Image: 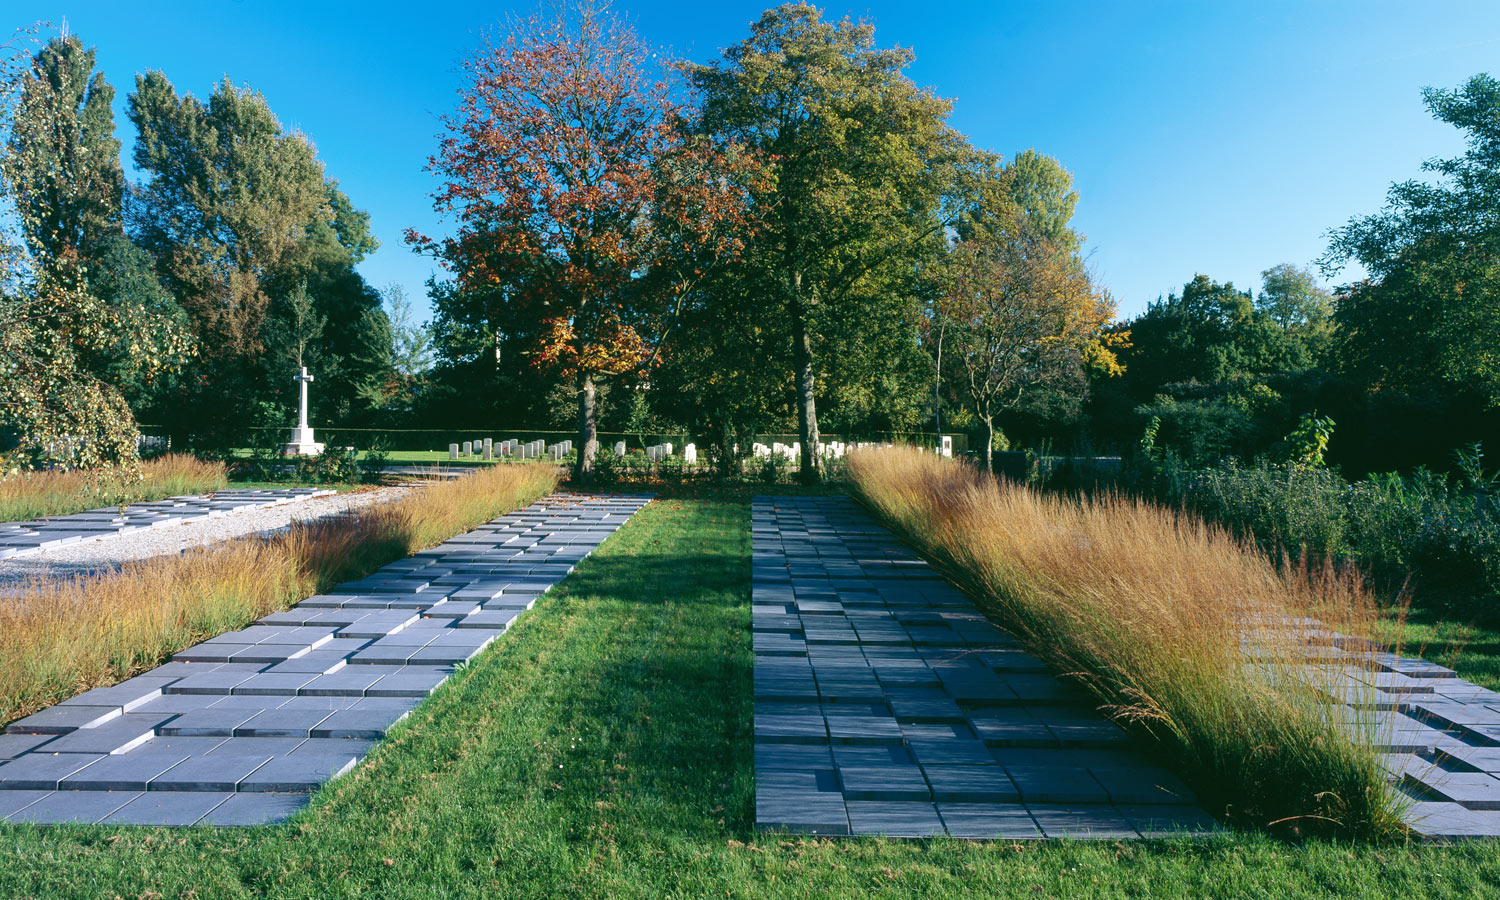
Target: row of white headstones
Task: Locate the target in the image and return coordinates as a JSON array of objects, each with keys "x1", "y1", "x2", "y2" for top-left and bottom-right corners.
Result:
[{"x1": 444, "y1": 436, "x2": 955, "y2": 464}]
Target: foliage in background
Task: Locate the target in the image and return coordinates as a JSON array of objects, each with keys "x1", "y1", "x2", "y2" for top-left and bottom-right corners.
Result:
[
  {"x1": 1324, "y1": 73, "x2": 1500, "y2": 407},
  {"x1": 1107, "y1": 440, "x2": 1500, "y2": 622}
]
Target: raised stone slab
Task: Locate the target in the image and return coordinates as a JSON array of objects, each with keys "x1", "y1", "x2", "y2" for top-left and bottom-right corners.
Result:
[
  {"x1": 751, "y1": 495, "x2": 1218, "y2": 840},
  {"x1": 0, "y1": 492, "x2": 652, "y2": 826},
  {"x1": 0, "y1": 488, "x2": 336, "y2": 560}
]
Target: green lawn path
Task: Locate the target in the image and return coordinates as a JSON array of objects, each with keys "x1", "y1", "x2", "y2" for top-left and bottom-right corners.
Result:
[{"x1": 4, "y1": 494, "x2": 1500, "y2": 899}]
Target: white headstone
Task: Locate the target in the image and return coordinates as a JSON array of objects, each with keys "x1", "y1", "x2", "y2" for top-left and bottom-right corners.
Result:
[
  {"x1": 449, "y1": 444, "x2": 459, "y2": 459},
  {"x1": 684, "y1": 443, "x2": 697, "y2": 464},
  {"x1": 483, "y1": 438, "x2": 493, "y2": 460},
  {"x1": 614, "y1": 441, "x2": 627, "y2": 456},
  {"x1": 941, "y1": 435, "x2": 953, "y2": 458},
  {"x1": 463, "y1": 441, "x2": 473, "y2": 456}
]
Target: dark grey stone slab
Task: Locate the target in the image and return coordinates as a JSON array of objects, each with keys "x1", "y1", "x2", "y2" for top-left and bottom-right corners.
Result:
[
  {"x1": 198, "y1": 792, "x2": 310, "y2": 826},
  {"x1": 839, "y1": 765, "x2": 930, "y2": 801},
  {"x1": 40, "y1": 714, "x2": 172, "y2": 755},
  {"x1": 937, "y1": 802, "x2": 1042, "y2": 839},
  {"x1": 0, "y1": 790, "x2": 50, "y2": 817},
  {"x1": 1027, "y1": 804, "x2": 1140, "y2": 839},
  {"x1": 0, "y1": 733, "x2": 56, "y2": 759},
  {"x1": 233, "y1": 709, "x2": 334, "y2": 738},
  {"x1": 924, "y1": 765, "x2": 1020, "y2": 802},
  {"x1": 99, "y1": 790, "x2": 233, "y2": 825},
  {"x1": 158, "y1": 708, "x2": 260, "y2": 737},
  {"x1": 59, "y1": 750, "x2": 189, "y2": 791},
  {"x1": 6, "y1": 704, "x2": 121, "y2": 734},
  {"x1": 845, "y1": 800, "x2": 946, "y2": 837},
  {"x1": 0, "y1": 753, "x2": 105, "y2": 790},
  {"x1": 309, "y1": 708, "x2": 410, "y2": 740},
  {"x1": 4, "y1": 789, "x2": 138, "y2": 824}
]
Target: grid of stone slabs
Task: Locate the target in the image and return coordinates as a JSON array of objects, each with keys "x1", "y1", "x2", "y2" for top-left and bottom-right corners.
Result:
[
  {"x1": 0, "y1": 491, "x2": 652, "y2": 826},
  {"x1": 1311, "y1": 639, "x2": 1500, "y2": 839},
  {"x1": 0, "y1": 487, "x2": 335, "y2": 560},
  {"x1": 752, "y1": 495, "x2": 1217, "y2": 840}
]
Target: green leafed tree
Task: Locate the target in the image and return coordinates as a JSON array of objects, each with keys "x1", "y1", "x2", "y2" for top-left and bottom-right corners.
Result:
[
  {"x1": 128, "y1": 73, "x2": 391, "y2": 441},
  {"x1": 1323, "y1": 73, "x2": 1500, "y2": 405},
  {"x1": 0, "y1": 27, "x2": 190, "y2": 470},
  {"x1": 2, "y1": 33, "x2": 123, "y2": 265},
  {"x1": 685, "y1": 2, "x2": 969, "y2": 480}
]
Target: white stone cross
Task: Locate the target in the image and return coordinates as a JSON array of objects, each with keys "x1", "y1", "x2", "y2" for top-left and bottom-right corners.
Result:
[
  {"x1": 283, "y1": 366, "x2": 324, "y2": 456},
  {"x1": 295, "y1": 367, "x2": 314, "y2": 429}
]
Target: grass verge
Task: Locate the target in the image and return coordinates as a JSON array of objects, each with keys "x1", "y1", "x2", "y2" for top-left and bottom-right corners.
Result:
[
  {"x1": 846, "y1": 447, "x2": 1401, "y2": 841},
  {"x1": 0, "y1": 463, "x2": 557, "y2": 726},
  {"x1": 0, "y1": 455, "x2": 228, "y2": 522},
  {"x1": 4, "y1": 493, "x2": 1500, "y2": 899}
]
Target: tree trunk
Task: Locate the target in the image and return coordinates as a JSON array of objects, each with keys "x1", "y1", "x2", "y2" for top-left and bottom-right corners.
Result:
[
  {"x1": 576, "y1": 373, "x2": 597, "y2": 481},
  {"x1": 933, "y1": 321, "x2": 945, "y2": 436},
  {"x1": 791, "y1": 295, "x2": 820, "y2": 484},
  {"x1": 983, "y1": 416, "x2": 995, "y2": 475}
]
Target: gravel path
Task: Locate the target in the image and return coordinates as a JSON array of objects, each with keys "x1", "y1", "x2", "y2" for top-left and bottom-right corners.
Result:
[{"x1": 0, "y1": 485, "x2": 415, "y2": 588}]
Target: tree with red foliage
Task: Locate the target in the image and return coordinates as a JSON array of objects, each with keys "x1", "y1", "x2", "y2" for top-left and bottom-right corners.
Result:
[{"x1": 410, "y1": 1, "x2": 755, "y2": 479}]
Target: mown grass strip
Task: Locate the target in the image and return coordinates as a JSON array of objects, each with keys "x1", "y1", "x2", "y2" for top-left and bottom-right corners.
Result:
[
  {"x1": 0, "y1": 463, "x2": 557, "y2": 725},
  {"x1": 3, "y1": 494, "x2": 1500, "y2": 899},
  {"x1": 846, "y1": 447, "x2": 1401, "y2": 841},
  {"x1": 0, "y1": 454, "x2": 229, "y2": 523}
]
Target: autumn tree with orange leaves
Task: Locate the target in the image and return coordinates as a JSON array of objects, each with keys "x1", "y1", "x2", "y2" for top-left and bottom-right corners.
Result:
[{"x1": 410, "y1": 1, "x2": 755, "y2": 479}]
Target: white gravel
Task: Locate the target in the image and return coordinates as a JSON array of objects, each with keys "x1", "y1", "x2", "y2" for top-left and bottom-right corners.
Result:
[{"x1": 0, "y1": 484, "x2": 415, "y2": 587}]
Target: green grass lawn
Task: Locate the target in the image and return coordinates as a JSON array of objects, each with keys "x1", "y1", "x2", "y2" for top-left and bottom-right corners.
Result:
[
  {"x1": 228, "y1": 449, "x2": 502, "y2": 466},
  {"x1": 4, "y1": 493, "x2": 1500, "y2": 899}
]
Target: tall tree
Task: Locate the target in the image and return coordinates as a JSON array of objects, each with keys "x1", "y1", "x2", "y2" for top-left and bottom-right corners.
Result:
[
  {"x1": 0, "y1": 27, "x2": 189, "y2": 469},
  {"x1": 686, "y1": 3, "x2": 968, "y2": 480},
  {"x1": 2, "y1": 33, "x2": 123, "y2": 266},
  {"x1": 1323, "y1": 73, "x2": 1500, "y2": 405},
  {"x1": 937, "y1": 169, "x2": 1114, "y2": 472},
  {"x1": 412, "y1": 0, "x2": 754, "y2": 478},
  {"x1": 129, "y1": 74, "x2": 390, "y2": 440}
]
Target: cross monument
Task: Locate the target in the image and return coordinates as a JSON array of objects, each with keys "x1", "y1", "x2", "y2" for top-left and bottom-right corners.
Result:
[{"x1": 282, "y1": 366, "x2": 325, "y2": 456}]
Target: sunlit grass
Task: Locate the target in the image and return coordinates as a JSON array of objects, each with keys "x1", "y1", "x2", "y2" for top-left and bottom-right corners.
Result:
[
  {"x1": 0, "y1": 454, "x2": 229, "y2": 522},
  {"x1": 0, "y1": 463, "x2": 558, "y2": 726},
  {"x1": 847, "y1": 446, "x2": 1403, "y2": 841}
]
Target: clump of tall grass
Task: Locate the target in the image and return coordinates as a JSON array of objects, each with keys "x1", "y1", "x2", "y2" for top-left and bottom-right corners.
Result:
[
  {"x1": 0, "y1": 454, "x2": 229, "y2": 523},
  {"x1": 0, "y1": 463, "x2": 558, "y2": 726},
  {"x1": 848, "y1": 446, "x2": 1403, "y2": 840}
]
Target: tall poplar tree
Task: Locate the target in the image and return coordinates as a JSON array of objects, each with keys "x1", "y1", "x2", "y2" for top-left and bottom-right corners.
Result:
[{"x1": 2, "y1": 33, "x2": 123, "y2": 266}]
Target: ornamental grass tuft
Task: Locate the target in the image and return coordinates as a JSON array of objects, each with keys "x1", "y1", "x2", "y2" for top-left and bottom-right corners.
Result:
[
  {"x1": 0, "y1": 453, "x2": 229, "y2": 523},
  {"x1": 848, "y1": 445, "x2": 1404, "y2": 841},
  {"x1": 0, "y1": 463, "x2": 558, "y2": 726}
]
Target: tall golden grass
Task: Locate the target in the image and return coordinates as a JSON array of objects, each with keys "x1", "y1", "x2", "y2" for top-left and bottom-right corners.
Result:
[
  {"x1": 847, "y1": 446, "x2": 1402, "y2": 840},
  {"x1": 0, "y1": 463, "x2": 558, "y2": 726},
  {"x1": 0, "y1": 454, "x2": 229, "y2": 523}
]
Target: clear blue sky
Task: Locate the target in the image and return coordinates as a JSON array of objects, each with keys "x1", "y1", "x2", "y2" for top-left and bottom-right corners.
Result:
[{"x1": 9, "y1": 1, "x2": 1499, "y2": 320}]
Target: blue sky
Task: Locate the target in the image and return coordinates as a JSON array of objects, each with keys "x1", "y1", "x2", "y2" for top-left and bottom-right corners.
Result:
[{"x1": 8, "y1": 1, "x2": 1499, "y2": 320}]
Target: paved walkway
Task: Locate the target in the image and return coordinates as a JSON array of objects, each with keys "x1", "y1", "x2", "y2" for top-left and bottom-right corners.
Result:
[
  {"x1": 0, "y1": 492, "x2": 650, "y2": 826},
  {"x1": 0, "y1": 488, "x2": 334, "y2": 560},
  {"x1": 752, "y1": 495, "x2": 1217, "y2": 839}
]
